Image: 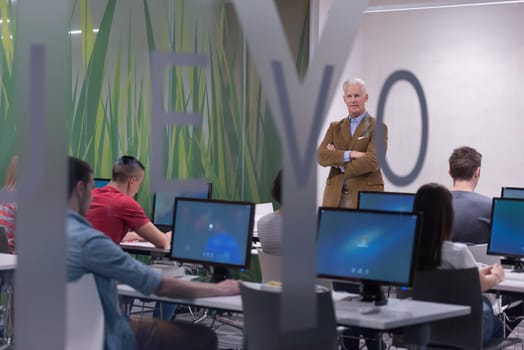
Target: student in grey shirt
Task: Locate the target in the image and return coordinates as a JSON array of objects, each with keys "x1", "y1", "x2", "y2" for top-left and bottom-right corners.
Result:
[
  {"x1": 448, "y1": 146, "x2": 492, "y2": 244},
  {"x1": 66, "y1": 156, "x2": 239, "y2": 350}
]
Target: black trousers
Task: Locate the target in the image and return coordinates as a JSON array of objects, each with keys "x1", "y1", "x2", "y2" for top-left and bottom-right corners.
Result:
[{"x1": 131, "y1": 317, "x2": 217, "y2": 350}]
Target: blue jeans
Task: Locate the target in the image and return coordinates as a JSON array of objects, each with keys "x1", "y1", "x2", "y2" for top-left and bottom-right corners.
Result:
[
  {"x1": 482, "y1": 296, "x2": 503, "y2": 345},
  {"x1": 153, "y1": 302, "x2": 177, "y2": 320}
]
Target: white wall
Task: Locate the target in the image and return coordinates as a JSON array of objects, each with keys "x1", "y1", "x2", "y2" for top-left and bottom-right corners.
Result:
[
  {"x1": 315, "y1": 1, "x2": 524, "y2": 204},
  {"x1": 314, "y1": 0, "x2": 367, "y2": 204}
]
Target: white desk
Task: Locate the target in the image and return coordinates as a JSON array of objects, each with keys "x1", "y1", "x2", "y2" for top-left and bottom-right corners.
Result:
[
  {"x1": 117, "y1": 281, "x2": 470, "y2": 331},
  {"x1": 0, "y1": 253, "x2": 16, "y2": 350},
  {"x1": 118, "y1": 280, "x2": 243, "y2": 312},
  {"x1": 332, "y1": 292, "x2": 470, "y2": 330},
  {"x1": 496, "y1": 280, "x2": 524, "y2": 293},
  {"x1": 0, "y1": 253, "x2": 16, "y2": 270},
  {"x1": 119, "y1": 242, "x2": 170, "y2": 257},
  {"x1": 493, "y1": 271, "x2": 524, "y2": 293}
]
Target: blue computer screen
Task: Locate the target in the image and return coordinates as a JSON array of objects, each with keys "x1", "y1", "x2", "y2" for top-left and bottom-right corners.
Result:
[
  {"x1": 358, "y1": 191, "x2": 415, "y2": 212},
  {"x1": 487, "y1": 198, "x2": 524, "y2": 258},
  {"x1": 170, "y1": 198, "x2": 254, "y2": 268},
  {"x1": 152, "y1": 183, "x2": 211, "y2": 226},
  {"x1": 501, "y1": 187, "x2": 524, "y2": 200},
  {"x1": 94, "y1": 178, "x2": 110, "y2": 189},
  {"x1": 316, "y1": 208, "x2": 420, "y2": 286}
]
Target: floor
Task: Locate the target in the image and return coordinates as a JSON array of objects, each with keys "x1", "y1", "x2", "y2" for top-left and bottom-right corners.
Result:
[
  {"x1": 132, "y1": 301, "x2": 524, "y2": 350},
  {"x1": 211, "y1": 314, "x2": 524, "y2": 350}
]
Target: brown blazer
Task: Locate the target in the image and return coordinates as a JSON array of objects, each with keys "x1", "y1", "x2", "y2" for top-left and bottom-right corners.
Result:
[{"x1": 317, "y1": 113, "x2": 388, "y2": 208}]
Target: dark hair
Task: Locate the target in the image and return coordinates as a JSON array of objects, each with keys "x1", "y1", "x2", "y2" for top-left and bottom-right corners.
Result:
[
  {"x1": 111, "y1": 155, "x2": 145, "y2": 183},
  {"x1": 270, "y1": 170, "x2": 282, "y2": 204},
  {"x1": 68, "y1": 156, "x2": 93, "y2": 198},
  {"x1": 449, "y1": 146, "x2": 482, "y2": 181},
  {"x1": 413, "y1": 183, "x2": 454, "y2": 270},
  {"x1": 2, "y1": 155, "x2": 17, "y2": 190}
]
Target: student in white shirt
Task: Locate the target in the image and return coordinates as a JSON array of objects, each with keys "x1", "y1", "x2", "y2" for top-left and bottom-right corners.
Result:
[{"x1": 257, "y1": 170, "x2": 282, "y2": 255}]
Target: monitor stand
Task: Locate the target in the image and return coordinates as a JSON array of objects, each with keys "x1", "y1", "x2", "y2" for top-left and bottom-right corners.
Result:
[
  {"x1": 360, "y1": 282, "x2": 388, "y2": 306},
  {"x1": 198, "y1": 266, "x2": 230, "y2": 283},
  {"x1": 502, "y1": 257, "x2": 524, "y2": 272},
  {"x1": 211, "y1": 266, "x2": 229, "y2": 282}
]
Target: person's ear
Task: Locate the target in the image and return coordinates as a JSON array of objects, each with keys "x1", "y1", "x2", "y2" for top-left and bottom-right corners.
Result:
[
  {"x1": 474, "y1": 167, "x2": 481, "y2": 179},
  {"x1": 126, "y1": 178, "x2": 135, "y2": 195},
  {"x1": 75, "y1": 180, "x2": 85, "y2": 198}
]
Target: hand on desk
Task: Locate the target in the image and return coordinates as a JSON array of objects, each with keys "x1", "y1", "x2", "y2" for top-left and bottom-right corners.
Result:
[
  {"x1": 481, "y1": 263, "x2": 505, "y2": 284},
  {"x1": 122, "y1": 231, "x2": 146, "y2": 242},
  {"x1": 127, "y1": 223, "x2": 172, "y2": 249},
  {"x1": 213, "y1": 279, "x2": 241, "y2": 296}
]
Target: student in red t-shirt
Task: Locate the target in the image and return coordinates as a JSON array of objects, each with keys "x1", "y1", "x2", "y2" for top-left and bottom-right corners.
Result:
[
  {"x1": 0, "y1": 155, "x2": 18, "y2": 254},
  {"x1": 86, "y1": 155, "x2": 171, "y2": 248}
]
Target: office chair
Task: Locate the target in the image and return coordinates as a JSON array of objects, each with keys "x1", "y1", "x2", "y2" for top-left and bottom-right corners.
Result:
[
  {"x1": 66, "y1": 274, "x2": 104, "y2": 350},
  {"x1": 467, "y1": 244, "x2": 502, "y2": 266},
  {"x1": 257, "y1": 249, "x2": 281, "y2": 283},
  {"x1": 240, "y1": 283, "x2": 338, "y2": 350},
  {"x1": 400, "y1": 268, "x2": 523, "y2": 350}
]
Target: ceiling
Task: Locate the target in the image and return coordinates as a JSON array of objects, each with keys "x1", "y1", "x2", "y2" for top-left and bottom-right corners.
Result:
[{"x1": 367, "y1": 0, "x2": 524, "y2": 11}]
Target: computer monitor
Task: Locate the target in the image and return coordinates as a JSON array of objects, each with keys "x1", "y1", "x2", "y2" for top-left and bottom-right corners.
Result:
[
  {"x1": 170, "y1": 198, "x2": 255, "y2": 281},
  {"x1": 152, "y1": 183, "x2": 212, "y2": 232},
  {"x1": 358, "y1": 191, "x2": 415, "y2": 212},
  {"x1": 316, "y1": 207, "x2": 421, "y2": 305},
  {"x1": 487, "y1": 198, "x2": 524, "y2": 270},
  {"x1": 501, "y1": 187, "x2": 524, "y2": 199},
  {"x1": 94, "y1": 178, "x2": 110, "y2": 188}
]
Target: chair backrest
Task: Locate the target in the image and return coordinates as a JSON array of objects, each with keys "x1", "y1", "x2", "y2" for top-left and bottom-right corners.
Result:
[
  {"x1": 66, "y1": 274, "x2": 104, "y2": 350},
  {"x1": 411, "y1": 268, "x2": 483, "y2": 350},
  {"x1": 468, "y1": 244, "x2": 501, "y2": 265},
  {"x1": 258, "y1": 250, "x2": 281, "y2": 283},
  {"x1": 240, "y1": 283, "x2": 338, "y2": 350},
  {"x1": 0, "y1": 227, "x2": 9, "y2": 254}
]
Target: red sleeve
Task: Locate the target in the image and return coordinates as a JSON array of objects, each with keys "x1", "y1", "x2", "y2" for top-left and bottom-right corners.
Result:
[{"x1": 118, "y1": 196, "x2": 151, "y2": 231}]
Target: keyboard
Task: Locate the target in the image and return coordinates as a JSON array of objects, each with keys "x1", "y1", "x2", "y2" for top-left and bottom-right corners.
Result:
[{"x1": 504, "y1": 271, "x2": 524, "y2": 282}]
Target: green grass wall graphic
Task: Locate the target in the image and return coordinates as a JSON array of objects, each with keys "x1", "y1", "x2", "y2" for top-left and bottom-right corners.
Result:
[
  {"x1": 0, "y1": 0, "x2": 308, "y2": 214},
  {"x1": 0, "y1": 0, "x2": 16, "y2": 177}
]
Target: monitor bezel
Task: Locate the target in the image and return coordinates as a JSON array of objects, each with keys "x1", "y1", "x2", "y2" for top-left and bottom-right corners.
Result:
[
  {"x1": 500, "y1": 187, "x2": 524, "y2": 199},
  {"x1": 151, "y1": 182, "x2": 212, "y2": 231},
  {"x1": 357, "y1": 191, "x2": 416, "y2": 211},
  {"x1": 169, "y1": 197, "x2": 255, "y2": 270},
  {"x1": 316, "y1": 206, "x2": 422, "y2": 288},
  {"x1": 93, "y1": 177, "x2": 111, "y2": 188},
  {"x1": 487, "y1": 197, "x2": 524, "y2": 258}
]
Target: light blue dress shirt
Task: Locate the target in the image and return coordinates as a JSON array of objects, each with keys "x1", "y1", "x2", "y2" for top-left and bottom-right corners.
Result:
[
  {"x1": 342, "y1": 111, "x2": 367, "y2": 165},
  {"x1": 66, "y1": 210, "x2": 162, "y2": 350}
]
